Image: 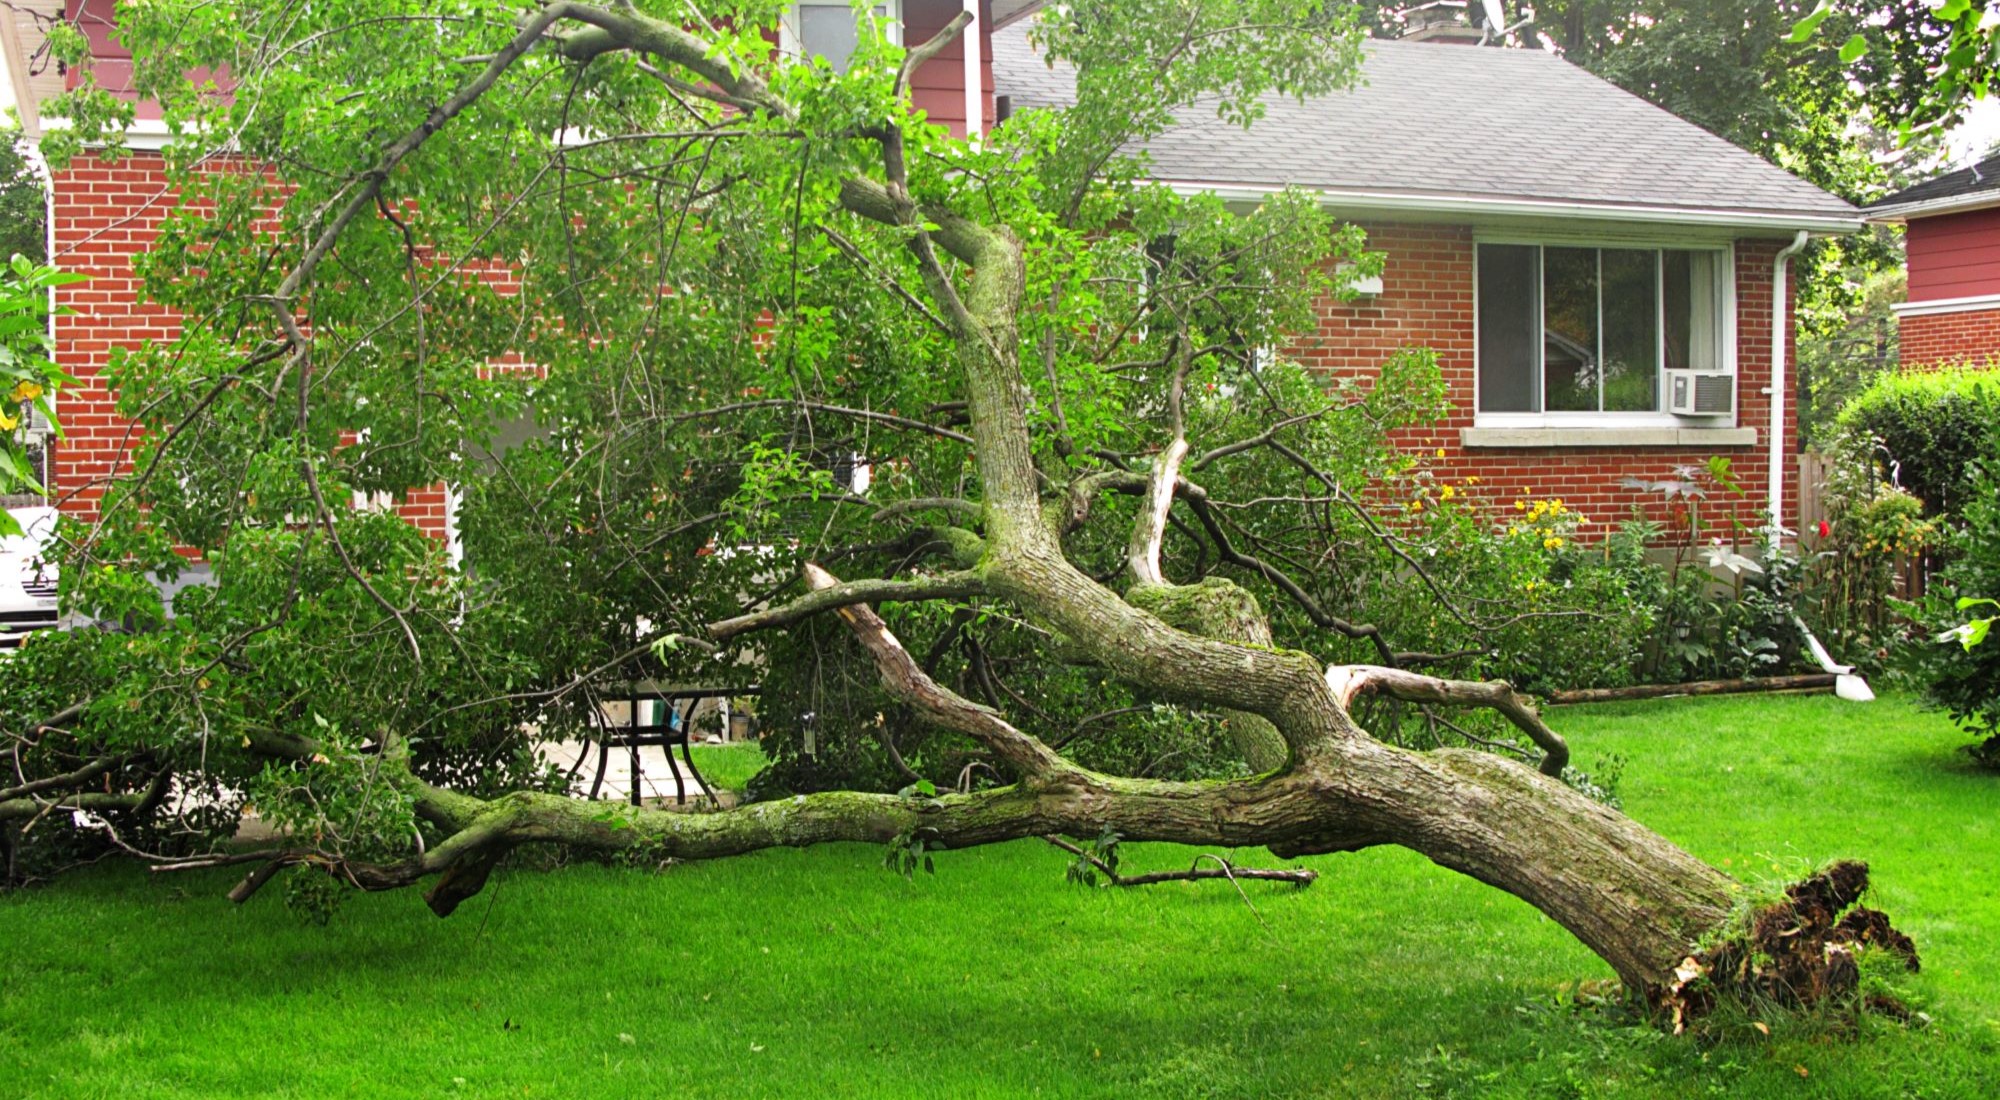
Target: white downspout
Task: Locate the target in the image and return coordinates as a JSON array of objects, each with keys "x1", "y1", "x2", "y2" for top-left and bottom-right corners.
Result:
[
  {"x1": 1767, "y1": 229, "x2": 1808, "y2": 533},
  {"x1": 961, "y1": 0, "x2": 982, "y2": 140},
  {"x1": 1767, "y1": 229, "x2": 1871, "y2": 702}
]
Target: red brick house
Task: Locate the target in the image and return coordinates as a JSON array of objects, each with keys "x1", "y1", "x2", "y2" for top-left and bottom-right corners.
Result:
[
  {"x1": 995, "y1": 22, "x2": 1862, "y2": 534},
  {"x1": 1865, "y1": 151, "x2": 2000, "y2": 371},
  {"x1": 5, "y1": 1, "x2": 1863, "y2": 550}
]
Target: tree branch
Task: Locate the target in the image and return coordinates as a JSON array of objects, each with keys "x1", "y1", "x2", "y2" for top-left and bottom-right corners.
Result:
[
  {"x1": 1323, "y1": 665, "x2": 1569, "y2": 776},
  {"x1": 804, "y1": 563, "x2": 1072, "y2": 777},
  {"x1": 707, "y1": 568, "x2": 987, "y2": 642},
  {"x1": 1041, "y1": 835, "x2": 1317, "y2": 887}
]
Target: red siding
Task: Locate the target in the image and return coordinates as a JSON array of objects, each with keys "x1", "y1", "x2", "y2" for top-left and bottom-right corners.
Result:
[
  {"x1": 1905, "y1": 206, "x2": 2000, "y2": 302},
  {"x1": 67, "y1": 0, "x2": 996, "y2": 136},
  {"x1": 907, "y1": 0, "x2": 999, "y2": 137},
  {"x1": 1899, "y1": 306, "x2": 2000, "y2": 370}
]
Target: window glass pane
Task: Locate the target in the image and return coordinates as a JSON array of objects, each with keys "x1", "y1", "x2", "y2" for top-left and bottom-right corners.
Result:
[
  {"x1": 1542, "y1": 247, "x2": 1599, "y2": 412},
  {"x1": 1664, "y1": 250, "x2": 1720, "y2": 373},
  {"x1": 800, "y1": 4, "x2": 863, "y2": 72},
  {"x1": 1476, "y1": 244, "x2": 1539, "y2": 413},
  {"x1": 1600, "y1": 248, "x2": 1659, "y2": 412}
]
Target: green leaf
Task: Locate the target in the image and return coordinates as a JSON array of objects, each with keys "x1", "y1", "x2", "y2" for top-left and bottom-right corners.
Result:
[
  {"x1": 1959, "y1": 617, "x2": 1992, "y2": 652},
  {"x1": 1787, "y1": 4, "x2": 1831, "y2": 42},
  {"x1": 1838, "y1": 33, "x2": 1868, "y2": 64}
]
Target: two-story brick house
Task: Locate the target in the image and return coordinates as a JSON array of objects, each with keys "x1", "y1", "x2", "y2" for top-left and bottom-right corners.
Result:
[{"x1": 5, "y1": 1, "x2": 1865, "y2": 549}]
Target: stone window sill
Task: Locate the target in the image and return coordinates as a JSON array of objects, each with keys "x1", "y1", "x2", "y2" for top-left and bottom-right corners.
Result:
[{"x1": 1459, "y1": 427, "x2": 1757, "y2": 449}]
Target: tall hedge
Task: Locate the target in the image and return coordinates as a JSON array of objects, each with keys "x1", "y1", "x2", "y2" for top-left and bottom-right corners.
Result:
[{"x1": 1834, "y1": 366, "x2": 2000, "y2": 516}]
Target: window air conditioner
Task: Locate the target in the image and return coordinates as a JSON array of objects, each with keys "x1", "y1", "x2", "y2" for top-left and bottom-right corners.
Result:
[{"x1": 1666, "y1": 370, "x2": 1733, "y2": 417}]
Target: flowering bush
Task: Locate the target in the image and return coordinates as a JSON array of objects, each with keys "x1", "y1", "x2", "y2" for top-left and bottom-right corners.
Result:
[{"x1": 1363, "y1": 475, "x2": 1653, "y2": 694}]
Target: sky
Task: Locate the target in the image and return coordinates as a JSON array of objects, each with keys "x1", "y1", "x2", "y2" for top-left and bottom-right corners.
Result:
[{"x1": 1950, "y1": 97, "x2": 2000, "y2": 166}]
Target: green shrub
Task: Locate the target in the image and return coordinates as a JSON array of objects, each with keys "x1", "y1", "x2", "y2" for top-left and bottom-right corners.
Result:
[
  {"x1": 1834, "y1": 365, "x2": 2000, "y2": 516},
  {"x1": 1901, "y1": 455, "x2": 2000, "y2": 765}
]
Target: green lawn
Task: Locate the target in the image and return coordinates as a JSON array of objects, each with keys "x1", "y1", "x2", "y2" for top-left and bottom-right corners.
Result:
[
  {"x1": 685, "y1": 740, "x2": 770, "y2": 794},
  {"x1": 4, "y1": 695, "x2": 1999, "y2": 1098}
]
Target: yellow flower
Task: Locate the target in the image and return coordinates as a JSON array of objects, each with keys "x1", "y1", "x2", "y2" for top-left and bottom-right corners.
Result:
[
  {"x1": 1514, "y1": 500, "x2": 1526, "y2": 511},
  {"x1": 1409, "y1": 500, "x2": 1424, "y2": 512},
  {"x1": 0, "y1": 408, "x2": 15, "y2": 431},
  {"x1": 1439, "y1": 484, "x2": 1456, "y2": 501},
  {"x1": 1544, "y1": 537, "x2": 1564, "y2": 551},
  {"x1": 1466, "y1": 476, "x2": 1480, "y2": 484},
  {"x1": 1435, "y1": 447, "x2": 1446, "y2": 458},
  {"x1": 9, "y1": 381, "x2": 43, "y2": 403}
]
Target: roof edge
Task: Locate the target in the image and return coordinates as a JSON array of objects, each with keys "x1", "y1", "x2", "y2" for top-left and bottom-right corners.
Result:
[
  {"x1": 1160, "y1": 180, "x2": 1865, "y2": 235},
  {"x1": 1892, "y1": 291, "x2": 2000, "y2": 317},
  {"x1": 1865, "y1": 189, "x2": 2000, "y2": 224}
]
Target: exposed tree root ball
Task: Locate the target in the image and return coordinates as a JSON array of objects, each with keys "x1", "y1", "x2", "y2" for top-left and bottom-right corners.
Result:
[{"x1": 1657, "y1": 860, "x2": 1919, "y2": 1032}]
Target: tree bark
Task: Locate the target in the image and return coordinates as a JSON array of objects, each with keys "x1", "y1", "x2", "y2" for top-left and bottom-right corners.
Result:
[
  {"x1": 1126, "y1": 578, "x2": 1291, "y2": 772},
  {"x1": 1546, "y1": 675, "x2": 1837, "y2": 706}
]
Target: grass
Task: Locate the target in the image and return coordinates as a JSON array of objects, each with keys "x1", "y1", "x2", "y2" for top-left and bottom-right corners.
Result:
[
  {"x1": 685, "y1": 741, "x2": 769, "y2": 793},
  {"x1": 4, "y1": 694, "x2": 2000, "y2": 1098}
]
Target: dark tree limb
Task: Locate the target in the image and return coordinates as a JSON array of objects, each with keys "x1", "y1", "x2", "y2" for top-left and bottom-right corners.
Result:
[
  {"x1": 804, "y1": 563, "x2": 1072, "y2": 778},
  {"x1": 1041, "y1": 834, "x2": 1318, "y2": 887},
  {"x1": 1545, "y1": 675, "x2": 1837, "y2": 706},
  {"x1": 708, "y1": 569, "x2": 987, "y2": 642},
  {"x1": 0, "y1": 752, "x2": 139, "y2": 803}
]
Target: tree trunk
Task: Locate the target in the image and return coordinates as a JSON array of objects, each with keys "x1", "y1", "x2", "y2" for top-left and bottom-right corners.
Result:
[
  {"x1": 127, "y1": 3, "x2": 1902, "y2": 1020},
  {"x1": 1126, "y1": 578, "x2": 1291, "y2": 772}
]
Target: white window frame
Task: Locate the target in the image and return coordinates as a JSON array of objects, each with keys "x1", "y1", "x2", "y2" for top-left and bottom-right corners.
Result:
[
  {"x1": 1472, "y1": 235, "x2": 1737, "y2": 429},
  {"x1": 779, "y1": 0, "x2": 905, "y2": 70}
]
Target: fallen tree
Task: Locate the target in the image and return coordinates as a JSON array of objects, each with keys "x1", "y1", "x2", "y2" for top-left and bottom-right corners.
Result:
[{"x1": 4, "y1": 0, "x2": 1912, "y2": 1015}]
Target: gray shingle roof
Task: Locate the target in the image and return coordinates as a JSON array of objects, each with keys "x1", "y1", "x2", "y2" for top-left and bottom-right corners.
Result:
[
  {"x1": 1865, "y1": 150, "x2": 2000, "y2": 213},
  {"x1": 993, "y1": 27, "x2": 1859, "y2": 226}
]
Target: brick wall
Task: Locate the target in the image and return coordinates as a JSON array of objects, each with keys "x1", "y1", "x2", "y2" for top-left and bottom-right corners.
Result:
[
  {"x1": 51, "y1": 165, "x2": 1805, "y2": 543},
  {"x1": 1290, "y1": 223, "x2": 1795, "y2": 533},
  {"x1": 49, "y1": 151, "x2": 454, "y2": 540},
  {"x1": 1897, "y1": 306, "x2": 2000, "y2": 371},
  {"x1": 49, "y1": 152, "x2": 177, "y2": 524}
]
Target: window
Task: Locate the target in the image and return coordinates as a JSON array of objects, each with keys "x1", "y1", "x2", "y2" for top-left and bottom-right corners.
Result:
[
  {"x1": 784, "y1": 1, "x2": 902, "y2": 75},
  {"x1": 1476, "y1": 243, "x2": 1729, "y2": 418}
]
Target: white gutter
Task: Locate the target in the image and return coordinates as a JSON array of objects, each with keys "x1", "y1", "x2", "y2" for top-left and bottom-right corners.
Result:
[
  {"x1": 1768, "y1": 229, "x2": 1808, "y2": 535},
  {"x1": 962, "y1": 0, "x2": 982, "y2": 141},
  {"x1": 1891, "y1": 290, "x2": 2000, "y2": 317},
  {"x1": 1864, "y1": 189, "x2": 2000, "y2": 224},
  {"x1": 1160, "y1": 180, "x2": 1867, "y2": 235},
  {"x1": 42, "y1": 116, "x2": 182, "y2": 152}
]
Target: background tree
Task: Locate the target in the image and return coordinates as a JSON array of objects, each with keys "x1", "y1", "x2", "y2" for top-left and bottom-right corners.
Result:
[
  {"x1": 2, "y1": 0, "x2": 1913, "y2": 1014},
  {"x1": 0, "y1": 134, "x2": 46, "y2": 265}
]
